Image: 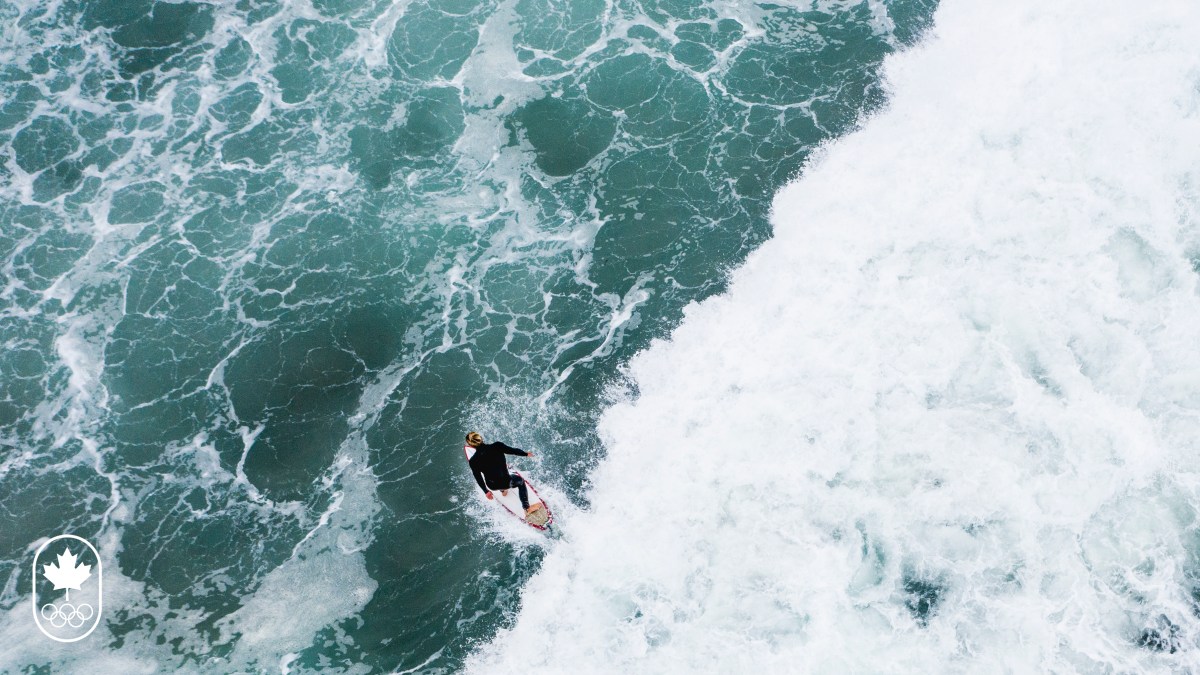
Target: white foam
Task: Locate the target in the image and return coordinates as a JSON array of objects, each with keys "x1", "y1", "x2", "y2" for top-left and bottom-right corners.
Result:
[{"x1": 468, "y1": 0, "x2": 1200, "y2": 671}]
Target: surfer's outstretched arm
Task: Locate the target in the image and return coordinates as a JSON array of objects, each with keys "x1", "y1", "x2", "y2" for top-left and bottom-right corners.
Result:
[{"x1": 495, "y1": 442, "x2": 532, "y2": 458}]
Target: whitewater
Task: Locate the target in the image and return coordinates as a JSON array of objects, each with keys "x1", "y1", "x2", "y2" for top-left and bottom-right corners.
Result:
[
  {"x1": 469, "y1": 0, "x2": 1200, "y2": 672},
  {"x1": 3, "y1": 0, "x2": 933, "y2": 669}
]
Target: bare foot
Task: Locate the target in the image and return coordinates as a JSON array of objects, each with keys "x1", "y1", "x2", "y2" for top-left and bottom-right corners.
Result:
[
  {"x1": 500, "y1": 489, "x2": 509, "y2": 496},
  {"x1": 525, "y1": 504, "x2": 541, "y2": 514}
]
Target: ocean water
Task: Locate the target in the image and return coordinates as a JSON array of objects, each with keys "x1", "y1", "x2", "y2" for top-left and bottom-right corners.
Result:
[
  {"x1": 468, "y1": 0, "x2": 1200, "y2": 673},
  {"x1": 0, "y1": 0, "x2": 938, "y2": 672}
]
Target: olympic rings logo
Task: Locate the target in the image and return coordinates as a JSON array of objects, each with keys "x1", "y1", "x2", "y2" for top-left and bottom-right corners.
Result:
[
  {"x1": 31, "y1": 534, "x2": 103, "y2": 642},
  {"x1": 40, "y1": 602, "x2": 95, "y2": 629}
]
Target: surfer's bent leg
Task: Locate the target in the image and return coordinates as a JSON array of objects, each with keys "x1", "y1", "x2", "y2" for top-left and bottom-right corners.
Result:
[{"x1": 508, "y1": 474, "x2": 530, "y2": 510}]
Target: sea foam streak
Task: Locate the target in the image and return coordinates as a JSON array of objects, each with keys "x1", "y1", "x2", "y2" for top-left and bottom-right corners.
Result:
[{"x1": 468, "y1": 0, "x2": 1200, "y2": 672}]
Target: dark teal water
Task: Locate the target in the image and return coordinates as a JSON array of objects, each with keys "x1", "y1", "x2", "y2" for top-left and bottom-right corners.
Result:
[{"x1": 0, "y1": 0, "x2": 935, "y2": 671}]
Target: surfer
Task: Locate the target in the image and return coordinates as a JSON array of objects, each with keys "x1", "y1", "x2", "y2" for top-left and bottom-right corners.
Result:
[{"x1": 465, "y1": 432, "x2": 541, "y2": 516}]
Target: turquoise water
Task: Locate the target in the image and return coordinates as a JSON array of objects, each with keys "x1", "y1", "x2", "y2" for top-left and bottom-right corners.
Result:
[
  {"x1": 466, "y1": 2, "x2": 1200, "y2": 671},
  {"x1": 0, "y1": 0, "x2": 935, "y2": 671}
]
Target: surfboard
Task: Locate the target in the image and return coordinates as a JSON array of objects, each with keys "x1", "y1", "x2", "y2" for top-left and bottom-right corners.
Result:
[{"x1": 464, "y1": 445, "x2": 554, "y2": 531}]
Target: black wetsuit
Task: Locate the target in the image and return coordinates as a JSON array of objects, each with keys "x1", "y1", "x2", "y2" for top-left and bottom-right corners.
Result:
[{"x1": 468, "y1": 441, "x2": 531, "y2": 508}]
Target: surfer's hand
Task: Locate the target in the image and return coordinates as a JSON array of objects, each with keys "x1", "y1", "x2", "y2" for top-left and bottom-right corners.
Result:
[
  {"x1": 525, "y1": 451, "x2": 535, "y2": 458},
  {"x1": 485, "y1": 492, "x2": 494, "y2": 500}
]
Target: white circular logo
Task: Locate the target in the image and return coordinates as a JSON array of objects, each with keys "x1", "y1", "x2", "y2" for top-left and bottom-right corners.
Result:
[{"x1": 31, "y1": 534, "x2": 102, "y2": 642}]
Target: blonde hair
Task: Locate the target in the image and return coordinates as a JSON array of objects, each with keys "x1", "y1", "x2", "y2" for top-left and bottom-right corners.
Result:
[{"x1": 465, "y1": 432, "x2": 483, "y2": 447}]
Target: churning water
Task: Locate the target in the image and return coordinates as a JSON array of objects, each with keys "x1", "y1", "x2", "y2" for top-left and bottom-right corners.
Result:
[
  {"x1": 5, "y1": 0, "x2": 1199, "y2": 672},
  {"x1": 1, "y1": 0, "x2": 934, "y2": 671},
  {"x1": 468, "y1": 0, "x2": 1200, "y2": 672}
]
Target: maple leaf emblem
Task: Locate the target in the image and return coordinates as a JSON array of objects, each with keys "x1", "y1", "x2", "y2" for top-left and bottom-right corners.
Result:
[{"x1": 43, "y1": 547, "x2": 91, "y2": 601}]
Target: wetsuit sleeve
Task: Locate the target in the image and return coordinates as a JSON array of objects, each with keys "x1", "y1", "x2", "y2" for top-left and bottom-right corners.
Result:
[
  {"x1": 472, "y1": 466, "x2": 489, "y2": 493},
  {"x1": 496, "y1": 442, "x2": 529, "y2": 457}
]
